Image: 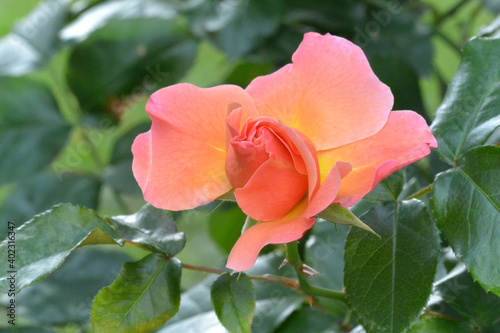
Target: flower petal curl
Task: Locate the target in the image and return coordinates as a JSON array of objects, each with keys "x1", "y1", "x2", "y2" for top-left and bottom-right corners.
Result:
[
  {"x1": 132, "y1": 83, "x2": 257, "y2": 210},
  {"x1": 246, "y1": 32, "x2": 393, "y2": 150},
  {"x1": 318, "y1": 111, "x2": 438, "y2": 207},
  {"x1": 226, "y1": 161, "x2": 349, "y2": 271}
]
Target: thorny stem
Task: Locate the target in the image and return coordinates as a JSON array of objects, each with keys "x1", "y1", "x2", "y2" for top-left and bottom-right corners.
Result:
[
  {"x1": 182, "y1": 258, "x2": 346, "y2": 303},
  {"x1": 424, "y1": 310, "x2": 460, "y2": 322},
  {"x1": 181, "y1": 263, "x2": 299, "y2": 290},
  {"x1": 405, "y1": 183, "x2": 433, "y2": 200},
  {"x1": 285, "y1": 241, "x2": 346, "y2": 302}
]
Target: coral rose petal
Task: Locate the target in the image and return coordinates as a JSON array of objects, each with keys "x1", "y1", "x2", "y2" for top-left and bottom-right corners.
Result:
[
  {"x1": 226, "y1": 200, "x2": 314, "y2": 271},
  {"x1": 132, "y1": 83, "x2": 257, "y2": 210},
  {"x1": 281, "y1": 126, "x2": 320, "y2": 200},
  {"x1": 307, "y1": 161, "x2": 352, "y2": 217},
  {"x1": 234, "y1": 157, "x2": 308, "y2": 221},
  {"x1": 246, "y1": 32, "x2": 393, "y2": 150},
  {"x1": 318, "y1": 111, "x2": 437, "y2": 207}
]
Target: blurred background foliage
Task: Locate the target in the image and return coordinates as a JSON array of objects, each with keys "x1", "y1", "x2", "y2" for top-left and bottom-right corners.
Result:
[{"x1": 0, "y1": 0, "x2": 499, "y2": 332}]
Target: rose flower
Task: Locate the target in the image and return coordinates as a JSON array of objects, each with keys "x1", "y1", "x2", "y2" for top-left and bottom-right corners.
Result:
[{"x1": 132, "y1": 32, "x2": 437, "y2": 271}]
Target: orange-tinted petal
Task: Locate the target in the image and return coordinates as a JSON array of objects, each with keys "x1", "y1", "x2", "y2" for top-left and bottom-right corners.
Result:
[
  {"x1": 226, "y1": 199, "x2": 314, "y2": 271},
  {"x1": 229, "y1": 121, "x2": 309, "y2": 221},
  {"x1": 246, "y1": 32, "x2": 393, "y2": 150},
  {"x1": 233, "y1": 155, "x2": 308, "y2": 221},
  {"x1": 226, "y1": 161, "x2": 349, "y2": 271},
  {"x1": 318, "y1": 111, "x2": 437, "y2": 207},
  {"x1": 132, "y1": 83, "x2": 257, "y2": 210},
  {"x1": 307, "y1": 161, "x2": 352, "y2": 217}
]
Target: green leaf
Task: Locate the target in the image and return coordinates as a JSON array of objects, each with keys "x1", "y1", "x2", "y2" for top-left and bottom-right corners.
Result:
[
  {"x1": 159, "y1": 253, "x2": 304, "y2": 333},
  {"x1": 361, "y1": 13, "x2": 434, "y2": 76},
  {"x1": 484, "y1": 0, "x2": 500, "y2": 14},
  {"x1": 104, "y1": 122, "x2": 150, "y2": 194},
  {"x1": 0, "y1": 328, "x2": 56, "y2": 333},
  {"x1": 211, "y1": 273, "x2": 256, "y2": 333},
  {"x1": 0, "y1": 0, "x2": 71, "y2": 75},
  {"x1": 0, "y1": 204, "x2": 123, "y2": 291},
  {"x1": 18, "y1": 247, "x2": 132, "y2": 325},
  {"x1": 188, "y1": 0, "x2": 285, "y2": 57},
  {"x1": 318, "y1": 204, "x2": 378, "y2": 237},
  {"x1": 172, "y1": 208, "x2": 227, "y2": 289},
  {"x1": 408, "y1": 317, "x2": 473, "y2": 333},
  {"x1": 304, "y1": 221, "x2": 350, "y2": 317},
  {"x1": 432, "y1": 146, "x2": 500, "y2": 296},
  {"x1": 111, "y1": 204, "x2": 186, "y2": 256},
  {"x1": 0, "y1": 77, "x2": 71, "y2": 185},
  {"x1": 0, "y1": 172, "x2": 101, "y2": 231},
  {"x1": 305, "y1": 221, "x2": 349, "y2": 292},
  {"x1": 217, "y1": 190, "x2": 236, "y2": 202},
  {"x1": 208, "y1": 202, "x2": 246, "y2": 254},
  {"x1": 283, "y1": 0, "x2": 364, "y2": 32},
  {"x1": 91, "y1": 254, "x2": 182, "y2": 333},
  {"x1": 344, "y1": 200, "x2": 440, "y2": 333},
  {"x1": 478, "y1": 15, "x2": 500, "y2": 38},
  {"x1": 225, "y1": 61, "x2": 273, "y2": 87},
  {"x1": 274, "y1": 306, "x2": 341, "y2": 333},
  {"x1": 60, "y1": 0, "x2": 179, "y2": 43},
  {"x1": 66, "y1": 17, "x2": 197, "y2": 114},
  {"x1": 363, "y1": 169, "x2": 406, "y2": 203},
  {"x1": 431, "y1": 37, "x2": 500, "y2": 165},
  {"x1": 369, "y1": 56, "x2": 428, "y2": 120},
  {"x1": 436, "y1": 266, "x2": 500, "y2": 329}
]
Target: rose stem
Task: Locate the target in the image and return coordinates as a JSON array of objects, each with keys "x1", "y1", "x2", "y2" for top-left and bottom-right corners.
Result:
[
  {"x1": 285, "y1": 241, "x2": 346, "y2": 302},
  {"x1": 181, "y1": 262, "x2": 300, "y2": 290},
  {"x1": 405, "y1": 183, "x2": 433, "y2": 200}
]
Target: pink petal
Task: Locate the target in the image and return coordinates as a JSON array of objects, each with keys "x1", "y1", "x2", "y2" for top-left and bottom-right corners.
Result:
[
  {"x1": 230, "y1": 124, "x2": 309, "y2": 221},
  {"x1": 318, "y1": 111, "x2": 437, "y2": 207},
  {"x1": 307, "y1": 161, "x2": 352, "y2": 217},
  {"x1": 132, "y1": 83, "x2": 257, "y2": 210},
  {"x1": 246, "y1": 32, "x2": 393, "y2": 150},
  {"x1": 226, "y1": 199, "x2": 315, "y2": 271},
  {"x1": 233, "y1": 157, "x2": 308, "y2": 221},
  {"x1": 226, "y1": 161, "x2": 349, "y2": 271}
]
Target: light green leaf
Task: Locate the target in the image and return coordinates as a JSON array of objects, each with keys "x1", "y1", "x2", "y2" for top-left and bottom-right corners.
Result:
[
  {"x1": 217, "y1": 190, "x2": 236, "y2": 202},
  {"x1": 211, "y1": 273, "x2": 256, "y2": 333},
  {"x1": 369, "y1": 56, "x2": 428, "y2": 120},
  {"x1": 0, "y1": 204, "x2": 123, "y2": 291},
  {"x1": 187, "y1": 0, "x2": 285, "y2": 57},
  {"x1": 103, "y1": 123, "x2": 150, "y2": 195},
  {"x1": 304, "y1": 221, "x2": 350, "y2": 317},
  {"x1": 344, "y1": 200, "x2": 440, "y2": 333},
  {"x1": 208, "y1": 202, "x2": 246, "y2": 254},
  {"x1": 91, "y1": 254, "x2": 182, "y2": 333},
  {"x1": 0, "y1": 0, "x2": 71, "y2": 75},
  {"x1": 159, "y1": 253, "x2": 304, "y2": 333},
  {"x1": 111, "y1": 204, "x2": 186, "y2": 256},
  {"x1": 362, "y1": 13, "x2": 434, "y2": 76},
  {"x1": 431, "y1": 37, "x2": 500, "y2": 165},
  {"x1": 318, "y1": 204, "x2": 378, "y2": 237},
  {"x1": 408, "y1": 317, "x2": 473, "y2": 333},
  {"x1": 0, "y1": 172, "x2": 101, "y2": 231},
  {"x1": 0, "y1": 327, "x2": 56, "y2": 333},
  {"x1": 274, "y1": 306, "x2": 341, "y2": 333},
  {"x1": 0, "y1": 77, "x2": 71, "y2": 185},
  {"x1": 432, "y1": 146, "x2": 500, "y2": 296},
  {"x1": 362, "y1": 169, "x2": 406, "y2": 203},
  {"x1": 66, "y1": 17, "x2": 197, "y2": 114},
  {"x1": 60, "y1": 0, "x2": 179, "y2": 43},
  {"x1": 18, "y1": 247, "x2": 132, "y2": 325},
  {"x1": 436, "y1": 266, "x2": 500, "y2": 329},
  {"x1": 478, "y1": 15, "x2": 500, "y2": 38}
]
